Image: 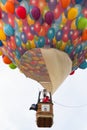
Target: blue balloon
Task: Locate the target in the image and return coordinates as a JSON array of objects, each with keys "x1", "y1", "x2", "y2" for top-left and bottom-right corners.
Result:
[
  {"x1": 52, "y1": 23, "x2": 59, "y2": 33},
  {"x1": 20, "y1": 32, "x2": 27, "y2": 43},
  {"x1": 16, "y1": 36, "x2": 22, "y2": 47},
  {"x1": 30, "y1": 25, "x2": 37, "y2": 35},
  {"x1": 79, "y1": 60, "x2": 87, "y2": 69},
  {"x1": 0, "y1": 40, "x2": 3, "y2": 47},
  {"x1": 55, "y1": 30, "x2": 62, "y2": 41},
  {"x1": 68, "y1": 30, "x2": 74, "y2": 40},
  {"x1": 75, "y1": 44, "x2": 82, "y2": 53},
  {"x1": 75, "y1": 0, "x2": 83, "y2": 4},
  {"x1": 15, "y1": 49, "x2": 21, "y2": 59},
  {"x1": 47, "y1": 28, "x2": 55, "y2": 40},
  {"x1": 82, "y1": 41, "x2": 87, "y2": 49},
  {"x1": 17, "y1": 0, "x2": 22, "y2": 2},
  {"x1": 37, "y1": 37, "x2": 45, "y2": 47},
  {"x1": 15, "y1": 31, "x2": 21, "y2": 41},
  {"x1": 65, "y1": 45, "x2": 74, "y2": 54},
  {"x1": 65, "y1": 45, "x2": 69, "y2": 53},
  {"x1": 55, "y1": 16, "x2": 62, "y2": 25},
  {"x1": 1, "y1": 0, "x2": 6, "y2": 4},
  {"x1": 4, "y1": 24, "x2": 14, "y2": 36}
]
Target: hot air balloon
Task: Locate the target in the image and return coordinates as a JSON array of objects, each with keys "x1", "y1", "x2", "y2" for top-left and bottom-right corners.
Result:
[{"x1": 0, "y1": 0, "x2": 87, "y2": 127}]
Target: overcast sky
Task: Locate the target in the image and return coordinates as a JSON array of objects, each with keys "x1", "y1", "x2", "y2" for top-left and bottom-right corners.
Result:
[{"x1": 0, "y1": 57, "x2": 87, "y2": 130}]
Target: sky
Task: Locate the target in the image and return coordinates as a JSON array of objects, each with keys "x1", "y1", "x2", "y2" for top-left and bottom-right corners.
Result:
[{"x1": 0, "y1": 57, "x2": 87, "y2": 130}]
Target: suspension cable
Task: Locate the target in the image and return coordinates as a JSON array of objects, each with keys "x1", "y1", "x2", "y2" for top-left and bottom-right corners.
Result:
[{"x1": 53, "y1": 101, "x2": 87, "y2": 108}]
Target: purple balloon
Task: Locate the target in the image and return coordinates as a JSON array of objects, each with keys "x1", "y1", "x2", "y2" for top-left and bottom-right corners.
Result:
[
  {"x1": 31, "y1": 6, "x2": 41, "y2": 20},
  {"x1": 48, "y1": 0, "x2": 57, "y2": 10},
  {"x1": 45, "y1": 11, "x2": 54, "y2": 25},
  {"x1": 2, "y1": 11, "x2": 8, "y2": 23}
]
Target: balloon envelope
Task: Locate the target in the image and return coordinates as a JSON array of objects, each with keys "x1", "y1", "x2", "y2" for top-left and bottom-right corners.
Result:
[{"x1": 0, "y1": 0, "x2": 87, "y2": 93}]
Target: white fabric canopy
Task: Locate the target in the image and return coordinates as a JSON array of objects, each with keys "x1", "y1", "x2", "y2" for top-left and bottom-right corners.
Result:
[{"x1": 40, "y1": 49, "x2": 72, "y2": 94}]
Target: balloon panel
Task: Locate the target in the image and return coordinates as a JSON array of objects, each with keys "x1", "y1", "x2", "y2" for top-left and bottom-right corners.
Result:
[{"x1": 0, "y1": 0, "x2": 87, "y2": 72}]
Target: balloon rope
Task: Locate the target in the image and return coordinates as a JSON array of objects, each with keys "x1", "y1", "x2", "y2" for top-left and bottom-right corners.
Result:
[{"x1": 53, "y1": 101, "x2": 87, "y2": 108}]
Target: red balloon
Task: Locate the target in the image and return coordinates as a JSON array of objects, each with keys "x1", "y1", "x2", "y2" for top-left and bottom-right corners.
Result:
[
  {"x1": 30, "y1": 0, "x2": 38, "y2": 6},
  {"x1": 54, "y1": 5, "x2": 62, "y2": 19},
  {"x1": 82, "y1": 29, "x2": 87, "y2": 41},
  {"x1": 82, "y1": 8, "x2": 87, "y2": 18},
  {"x1": 2, "y1": 55, "x2": 12, "y2": 64},
  {"x1": 62, "y1": 33, "x2": 69, "y2": 42},
  {"x1": 70, "y1": 71, "x2": 75, "y2": 75},
  {"x1": 60, "y1": 0, "x2": 71, "y2": 8},
  {"x1": 34, "y1": 22, "x2": 41, "y2": 33},
  {"x1": 27, "y1": 32, "x2": 34, "y2": 40},
  {"x1": 16, "y1": 6, "x2": 26, "y2": 19}
]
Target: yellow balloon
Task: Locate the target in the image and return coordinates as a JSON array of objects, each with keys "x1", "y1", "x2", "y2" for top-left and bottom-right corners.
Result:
[
  {"x1": 30, "y1": 40, "x2": 36, "y2": 49},
  {"x1": 71, "y1": 20, "x2": 77, "y2": 30},
  {"x1": 60, "y1": 42, "x2": 67, "y2": 51},
  {"x1": 53, "y1": 37, "x2": 57, "y2": 46},
  {"x1": 62, "y1": 13, "x2": 67, "y2": 24},
  {"x1": 0, "y1": 3, "x2": 7, "y2": 12},
  {"x1": 27, "y1": 15, "x2": 35, "y2": 25},
  {"x1": 0, "y1": 51, "x2": 2, "y2": 56},
  {"x1": 25, "y1": 41, "x2": 31, "y2": 50},
  {"x1": 19, "y1": 27, "x2": 22, "y2": 32},
  {"x1": 0, "y1": 30, "x2": 6, "y2": 41},
  {"x1": 15, "y1": 18, "x2": 23, "y2": 28},
  {"x1": 68, "y1": 8, "x2": 78, "y2": 20},
  {"x1": 22, "y1": 43, "x2": 26, "y2": 49}
]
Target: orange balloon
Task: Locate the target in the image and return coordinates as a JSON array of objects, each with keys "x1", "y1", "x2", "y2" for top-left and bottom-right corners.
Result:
[
  {"x1": 5, "y1": 1, "x2": 15, "y2": 14},
  {"x1": 2, "y1": 55, "x2": 12, "y2": 64},
  {"x1": 60, "y1": 0, "x2": 71, "y2": 9},
  {"x1": 38, "y1": 0, "x2": 46, "y2": 12},
  {"x1": 82, "y1": 29, "x2": 87, "y2": 41},
  {"x1": 38, "y1": 26, "x2": 46, "y2": 36}
]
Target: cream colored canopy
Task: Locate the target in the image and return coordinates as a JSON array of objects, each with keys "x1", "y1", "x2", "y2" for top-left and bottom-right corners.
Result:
[
  {"x1": 18, "y1": 48, "x2": 72, "y2": 94},
  {"x1": 40, "y1": 49, "x2": 72, "y2": 94}
]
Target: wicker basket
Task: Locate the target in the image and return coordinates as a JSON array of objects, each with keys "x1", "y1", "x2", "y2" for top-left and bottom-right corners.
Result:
[{"x1": 36, "y1": 102, "x2": 53, "y2": 127}]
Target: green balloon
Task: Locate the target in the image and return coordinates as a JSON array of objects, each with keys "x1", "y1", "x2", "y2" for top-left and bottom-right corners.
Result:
[
  {"x1": 9, "y1": 63, "x2": 17, "y2": 69},
  {"x1": 25, "y1": 41, "x2": 31, "y2": 50},
  {"x1": 77, "y1": 17, "x2": 87, "y2": 30}
]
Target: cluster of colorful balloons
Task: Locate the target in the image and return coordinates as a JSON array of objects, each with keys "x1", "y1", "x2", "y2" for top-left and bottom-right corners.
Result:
[{"x1": 0, "y1": 0, "x2": 87, "y2": 73}]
